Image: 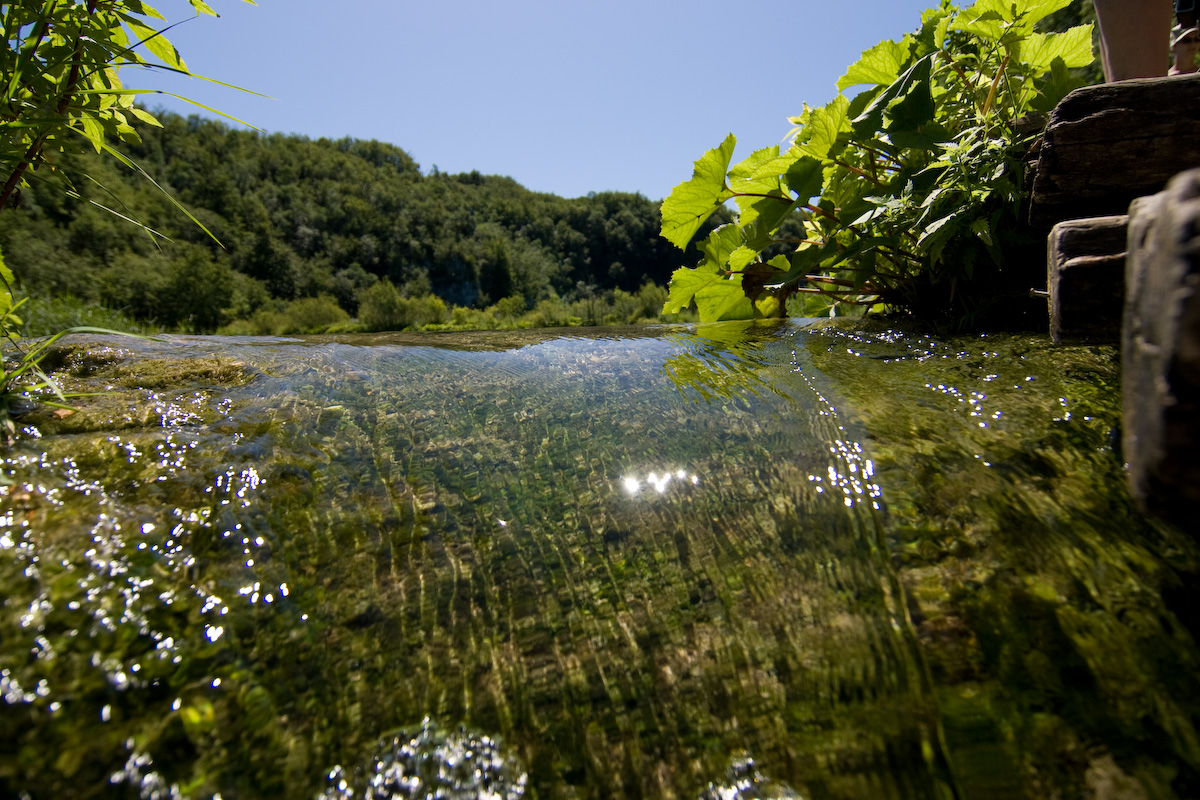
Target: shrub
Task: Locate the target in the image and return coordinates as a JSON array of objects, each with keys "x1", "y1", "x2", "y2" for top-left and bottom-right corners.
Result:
[
  {"x1": 283, "y1": 295, "x2": 350, "y2": 333},
  {"x1": 357, "y1": 281, "x2": 450, "y2": 331}
]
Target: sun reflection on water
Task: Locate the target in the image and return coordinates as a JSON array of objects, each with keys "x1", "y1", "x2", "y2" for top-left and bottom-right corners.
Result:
[{"x1": 620, "y1": 468, "x2": 701, "y2": 497}]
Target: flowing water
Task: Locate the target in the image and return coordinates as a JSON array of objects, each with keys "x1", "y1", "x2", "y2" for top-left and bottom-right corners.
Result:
[{"x1": 2, "y1": 320, "x2": 1198, "y2": 800}]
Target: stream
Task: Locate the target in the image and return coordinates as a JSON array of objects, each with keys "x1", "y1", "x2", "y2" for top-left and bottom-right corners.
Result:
[{"x1": 2, "y1": 320, "x2": 1198, "y2": 799}]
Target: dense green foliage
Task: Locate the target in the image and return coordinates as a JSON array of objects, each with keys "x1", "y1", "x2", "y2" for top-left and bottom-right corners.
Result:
[
  {"x1": 0, "y1": 0, "x2": 252, "y2": 213},
  {"x1": 0, "y1": 112, "x2": 719, "y2": 332},
  {"x1": 1, "y1": 0, "x2": 252, "y2": 433},
  {"x1": 661, "y1": 0, "x2": 1096, "y2": 328}
]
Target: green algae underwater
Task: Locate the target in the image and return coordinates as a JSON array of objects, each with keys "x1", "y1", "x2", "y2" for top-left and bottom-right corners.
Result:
[{"x1": 1, "y1": 320, "x2": 1198, "y2": 800}]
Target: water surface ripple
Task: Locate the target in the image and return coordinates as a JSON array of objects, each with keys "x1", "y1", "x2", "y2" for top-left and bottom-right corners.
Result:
[{"x1": 1, "y1": 321, "x2": 1197, "y2": 800}]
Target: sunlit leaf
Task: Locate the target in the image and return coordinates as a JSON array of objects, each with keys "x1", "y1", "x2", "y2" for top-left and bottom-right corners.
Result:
[
  {"x1": 837, "y1": 39, "x2": 911, "y2": 92},
  {"x1": 953, "y1": 1, "x2": 1008, "y2": 40},
  {"x1": 729, "y1": 145, "x2": 783, "y2": 195},
  {"x1": 793, "y1": 96, "x2": 849, "y2": 160},
  {"x1": 698, "y1": 225, "x2": 741, "y2": 272},
  {"x1": 78, "y1": 114, "x2": 105, "y2": 153},
  {"x1": 728, "y1": 245, "x2": 761, "y2": 272},
  {"x1": 660, "y1": 134, "x2": 736, "y2": 250},
  {"x1": 663, "y1": 265, "x2": 752, "y2": 321},
  {"x1": 1013, "y1": 0, "x2": 1075, "y2": 29},
  {"x1": 754, "y1": 294, "x2": 782, "y2": 317},
  {"x1": 126, "y1": 1, "x2": 167, "y2": 21},
  {"x1": 735, "y1": 193, "x2": 797, "y2": 235},
  {"x1": 120, "y1": 15, "x2": 187, "y2": 71},
  {"x1": 917, "y1": 4, "x2": 955, "y2": 51},
  {"x1": 1020, "y1": 26, "x2": 1095, "y2": 72},
  {"x1": 695, "y1": 277, "x2": 753, "y2": 321},
  {"x1": 186, "y1": 0, "x2": 220, "y2": 15},
  {"x1": 128, "y1": 106, "x2": 162, "y2": 127}
]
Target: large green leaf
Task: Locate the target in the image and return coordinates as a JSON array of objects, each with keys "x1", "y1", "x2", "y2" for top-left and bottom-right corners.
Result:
[
  {"x1": 793, "y1": 96, "x2": 849, "y2": 160},
  {"x1": 852, "y1": 53, "x2": 936, "y2": 140},
  {"x1": 837, "y1": 39, "x2": 911, "y2": 92},
  {"x1": 698, "y1": 224, "x2": 741, "y2": 272},
  {"x1": 662, "y1": 266, "x2": 752, "y2": 321},
  {"x1": 883, "y1": 53, "x2": 935, "y2": 133},
  {"x1": 1030, "y1": 56, "x2": 1086, "y2": 112},
  {"x1": 952, "y1": 0, "x2": 1009, "y2": 40},
  {"x1": 954, "y1": 0, "x2": 1072, "y2": 39},
  {"x1": 729, "y1": 145, "x2": 783, "y2": 195},
  {"x1": 1014, "y1": 0, "x2": 1076, "y2": 29},
  {"x1": 735, "y1": 193, "x2": 798, "y2": 238},
  {"x1": 782, "y1": 155, "x2": 824, "y2": 202},
  {"x1": 1020, "y1": 26, "x2": 1095, "y2": 72},
  {"x1": 660, "y1": 134, "x2": 736, "y2": 250}
]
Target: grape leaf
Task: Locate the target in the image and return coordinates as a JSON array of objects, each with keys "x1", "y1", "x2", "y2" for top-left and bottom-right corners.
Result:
[
  {"x1": 660, "y1": 134, "x2": 736, "y2": 249},
  {"x1": 852, "y1": 53, "x2": 936, "y2": 140},
  {"x1": 1013, "y1": 0, "x2": 1075, "y2": 30},
  {"x1": 883, "y1": 54, "x2": 934, "y2": 133},
  {"x1": 783, "y1": 155, "x2": 823, "y2": 202},
  {"x1": 952, "y1": 0, "x2": 1008, "y2": 40}
]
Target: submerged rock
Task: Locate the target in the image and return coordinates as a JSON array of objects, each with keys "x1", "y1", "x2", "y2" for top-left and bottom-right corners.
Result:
[{"x1": 318, "y1": 718, "x2": 526, "y2": 800}]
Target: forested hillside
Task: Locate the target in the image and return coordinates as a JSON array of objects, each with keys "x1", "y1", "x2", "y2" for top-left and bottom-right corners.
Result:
[{"x1": 0, "y1": 112, "x2": 724, "y2": 332}]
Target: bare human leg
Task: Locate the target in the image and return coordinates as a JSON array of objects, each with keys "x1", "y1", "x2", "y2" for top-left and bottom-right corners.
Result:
[{"x1": 1094, "y1": 0, "x2": 1174, "y2": 81}]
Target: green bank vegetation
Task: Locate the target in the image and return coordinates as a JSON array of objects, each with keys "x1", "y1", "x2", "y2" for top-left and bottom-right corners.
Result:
[
  {"x1": 1, "y1": 111, "x2": 711, "y2": 336},
  {"x1": 660, "y1": 0, "x2": 1098, "y2": 328}
]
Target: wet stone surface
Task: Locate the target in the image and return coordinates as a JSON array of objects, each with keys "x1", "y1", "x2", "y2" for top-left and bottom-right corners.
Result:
[{"x1": 1, "y1": 322, "x2": 1198, "y2": 799}]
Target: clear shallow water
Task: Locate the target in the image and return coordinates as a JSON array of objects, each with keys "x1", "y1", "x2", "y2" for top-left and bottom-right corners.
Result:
[{"x1": 1, "y1": 321, "x2": 1198, "y2": 799}]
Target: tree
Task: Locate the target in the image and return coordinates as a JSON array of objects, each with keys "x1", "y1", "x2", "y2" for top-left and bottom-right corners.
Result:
[
  {"x1": 0, "y1": 0, "x2": 254, "y2": 431},
  {"x1": 1, "y1": 0, "x2": 255, "y2": 222}
]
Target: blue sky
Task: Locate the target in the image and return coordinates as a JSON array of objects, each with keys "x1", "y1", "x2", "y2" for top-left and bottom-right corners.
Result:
[{"x1": 136, "y1": 0, "x2": 939, "y2": 200}]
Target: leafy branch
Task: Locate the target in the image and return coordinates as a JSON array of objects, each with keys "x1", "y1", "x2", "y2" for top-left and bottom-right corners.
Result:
[
  {"x1": 659, "y1": 0, "x2": 1095, "y2": 324},
  {"x1": 0, "y1": 0, "x2": 255, "y2": 440}
]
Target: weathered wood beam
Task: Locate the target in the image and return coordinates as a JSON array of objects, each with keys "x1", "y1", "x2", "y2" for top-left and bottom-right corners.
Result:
[
  {"x1": 1046, "y1": 215, "x2": 1128, "y2": 342},
  {"x1": 1030, "y1": 74, "x2": 1200, "y2": 228}
]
